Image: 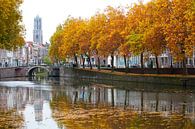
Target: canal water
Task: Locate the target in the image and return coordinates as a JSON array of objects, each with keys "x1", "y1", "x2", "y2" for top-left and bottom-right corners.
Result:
[{"x1": 0, "y1": 77, "x2": 195, "y2": 129}]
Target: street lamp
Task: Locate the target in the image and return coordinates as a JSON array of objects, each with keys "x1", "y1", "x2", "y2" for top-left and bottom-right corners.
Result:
[{"x1": 25, "y1": 44, "x2": 29, "y2": 66}]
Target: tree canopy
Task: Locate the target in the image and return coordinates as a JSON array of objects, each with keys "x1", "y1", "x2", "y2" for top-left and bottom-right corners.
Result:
[
  {"x1": 49, "y1": 0, "x2": 195, "y2": 68},
  {"x1": 0, "y1": 0, "x2": 25, "y2": 50}
]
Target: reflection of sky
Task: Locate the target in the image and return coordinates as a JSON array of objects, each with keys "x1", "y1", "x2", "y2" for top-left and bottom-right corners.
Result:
[
  {"x1": 0, "y1": 81, "x2": 60, "y2": 129},
  {"x1": 24, "y1": 102, "x2": 59, "y2": 129},
  {"x1": 1, "y1": 79, "x2": 195, "y2": 128}
]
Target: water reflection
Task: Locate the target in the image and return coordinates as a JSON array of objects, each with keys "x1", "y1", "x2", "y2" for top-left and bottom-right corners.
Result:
[
  {"x1": 0, "y1": 77, "x2": 195, "y2": 129},
  {"x1": 51, "y1": 78, "x2": 195, "y2": 129},
  {"x1": 0, "y1": 79, "x2": 58, "y2": 129}
]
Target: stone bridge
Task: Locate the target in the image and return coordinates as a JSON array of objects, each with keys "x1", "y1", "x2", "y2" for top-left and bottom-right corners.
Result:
[{"x1": 0, "y1": 65, "x2": 60, "y2": 78}]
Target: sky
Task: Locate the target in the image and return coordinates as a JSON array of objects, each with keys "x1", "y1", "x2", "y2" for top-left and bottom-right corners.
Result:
[{"x1": 21, "y1": 0, "x2": 149, "y2": 43}]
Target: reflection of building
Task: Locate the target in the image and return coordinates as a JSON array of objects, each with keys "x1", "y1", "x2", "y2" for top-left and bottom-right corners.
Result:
[
  {"x1": 0, "y1": 85, "x2": 51, "y2": 122},
  {"x1": 34, "y1": 90, "x2": 43, "y2": 122}
]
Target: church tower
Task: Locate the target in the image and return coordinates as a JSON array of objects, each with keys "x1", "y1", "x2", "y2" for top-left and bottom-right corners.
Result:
[{"x1": 33, "y1": 15, "x2": 43, "y2": 44}]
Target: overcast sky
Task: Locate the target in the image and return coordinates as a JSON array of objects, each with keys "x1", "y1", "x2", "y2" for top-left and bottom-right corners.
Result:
[{"x1": 21, "y1": 0, "x2": 149, "y2": 43}]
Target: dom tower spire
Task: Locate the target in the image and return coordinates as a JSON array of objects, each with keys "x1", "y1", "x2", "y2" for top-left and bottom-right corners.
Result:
[{"x1": 33, "y1": 15, "x2": 43, "y2": 44}]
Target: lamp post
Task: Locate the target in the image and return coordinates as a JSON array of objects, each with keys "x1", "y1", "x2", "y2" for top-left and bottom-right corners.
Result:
[{"x1": 25, "y1": 44, "x2": 29, "y2": 66}]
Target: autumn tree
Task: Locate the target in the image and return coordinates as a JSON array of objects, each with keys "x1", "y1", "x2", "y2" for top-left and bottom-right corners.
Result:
[
  {"x1": 76, "y1": 19, "x2": 93, "y2": 69},
  {"x1": 164, "y1": 0, "x2": 195, "y2": 70},
  {"x1": 0, "y1": 0, "x2": 25, "y2": 50},
  {"x1": 127, "y1": 2, "x2": 147, "y2": 68},
  {"x1": 89, "y1": 13, "x2": 107, "y2": 70},
  {"x1": 49, "y1": 25, "x2": 64, "y2": 64},
  {"x1": 58, "y1": 17, "x2": 80, "y2": 67},
  {"x1": 49, "y1": 0, "x2": 194, "y2": 71},
  {"x1": 143, "y1": 0, "x2": 170, "y2": 69},
  {"x1": 97, "y1": 6, "x2": 127, "y2": 70},
  {"x1": 119, "y1": 42, "x2": 131, "y2": 68}
]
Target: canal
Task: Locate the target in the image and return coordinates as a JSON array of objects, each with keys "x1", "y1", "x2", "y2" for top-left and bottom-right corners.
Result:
[{"x1": 0, "y1": 76, "x2": 195, "y2": 129}]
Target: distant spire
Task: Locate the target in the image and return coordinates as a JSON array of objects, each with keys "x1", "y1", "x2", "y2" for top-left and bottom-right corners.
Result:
[{"x1": 33, "y1": 15, "x2": 43, "y2": 44}]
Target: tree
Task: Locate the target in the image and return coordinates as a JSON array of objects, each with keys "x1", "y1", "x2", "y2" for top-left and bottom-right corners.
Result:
[
  {"x1": 58, "y1": 17, "x2": 80, "y2": 67},
  {"x1": 127, "y1": 33, "x2": 144, "y2": 68},
  {"x1": 97, "y1": 6, "x2": 127, "y2": 70},
  {"x1": 119, "y1": 42, "x2": 131, "y2": 68},
  {"x1": 49, "y1": 25, "x2": 64, "y2": 64},
  {"x1": 89, "y1": 12, "x2": 107, "y2": 70},
  {"x1": 127, "y1": 2, "x2": 146, "y2": 68},
  {"x1": 76, "y1": 19, "x2": 92, "y2": 69},
  {"x1": 43, "y1": 56, "x2": 52, "y2": 65},
  {"x1": 143, "y1": 0, "x2": 169, "y2": 68},
  {"x1": 164, "y1": 0, "x2": 195, "y2": 70},
  {"x1": 0, "y1": 0, "x2": 24, "y2": 50},
  {"x1": 144, "y1": 25, "x2": 166, "y2": 68}
]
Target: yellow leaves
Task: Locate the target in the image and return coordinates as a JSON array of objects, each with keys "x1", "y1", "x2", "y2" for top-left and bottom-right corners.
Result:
[
  {"x1": 164, "y1": 0, "x2": 194, "y2": 61},
  {"x1": 51, "y1": 94, "x2": 195, "y2": 129},
  {"x1": 49, "y1": 0, "x2": 194, "y2": 63},
  {"x1": 0, "y1": 110, "x2": 24, "y2": 129},
  {"x1": 0, "y1": 0, "x2": 24, "y2": 50},
  {"x1": 119, "y1": 42, "x2": 131, "y2": 56},
  {"x1": 143, "y1": 25, "x2": 166, "y2": 56},
  {"x1": 96, "y1": 6, "x2": 127, "y2": 56},
  {"x1": 49, "y1": 25, "x2": 64, "y2": 62}
]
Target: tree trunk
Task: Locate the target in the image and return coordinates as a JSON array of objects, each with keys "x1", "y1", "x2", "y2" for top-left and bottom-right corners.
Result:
[
  {"x1": 127, "y1": 56, "x2": 130, "y2": 68},
  {"x1": 81, "y1": 54, "x2": 85, "y2": 68},
  {"x1": 170, "y1": 56, "x2": 173, "y2": 68},
  {"x1": 183, "y1": 57, "x2": 188, "y2": 75},
  {"x1": 85, "y1": 53, "x2": 92, "y2": 69},
  {"x1": 124, "y1": 55, "x2": 127, "y2": 68},
  {"x1": 74, "y1": 53, "x2": 78, "y2": 67},
  {"x1": 97, "y1": 56, "x2": 100, "y2": 70},
  {"x1": 111, "y1": 54, "x2": 114, "y2": 71},
  {"x1": 89, "y1": 57, "x2": 92, "y2": 69},
  {"x1": 86, "y1": 55, "x2": 92, "y2": 69},
  {"x1": 140, "y1": 52, "x2": 144, "y2": 68},
  {"x1": 155, "y1": 55, "x2": 159, "y2": 69}
]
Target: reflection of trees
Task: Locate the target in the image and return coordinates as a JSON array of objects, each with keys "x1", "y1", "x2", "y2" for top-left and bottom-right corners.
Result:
[
  {"x1": 45, "y1": 77, "x2": 195, "y2": 128},
  {"x1": 141, "y1": 91, "x2": 143, "y2": 111},
  {"x1": 50, "y1": 78, "x2": 195, "y2": 115},
  {"x1": 50, "y1": 92, "x2": 195, "y2": 129},
  {"x1": 73, "y1": 91, "x2": 78, "y2": 104},
  {"x1": 111, "y1": 88, "x2": 114, "y2": 107},
  {"x1": 156, "y1": 92, "x2": 159, "y2": 112},
  {"x1": 49, "y1": 77, "x2": 195, "y2": 128},
  {"x1": 0, "y1": 109, "x2": 23, "y2": 129}
]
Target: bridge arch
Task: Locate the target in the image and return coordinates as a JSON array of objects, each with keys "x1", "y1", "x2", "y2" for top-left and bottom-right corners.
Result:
[{"x1": 27, "y1": 66, "x2": 50, "y2": 76}]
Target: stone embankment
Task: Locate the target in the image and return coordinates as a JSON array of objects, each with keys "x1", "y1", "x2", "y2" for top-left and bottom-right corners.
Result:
[
  {"x1": 0, "y1": 67, "x2": 27, "y2": 78},
  {"x1": 60, "y1": 67, "x2": 195, "y2": 86}
]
